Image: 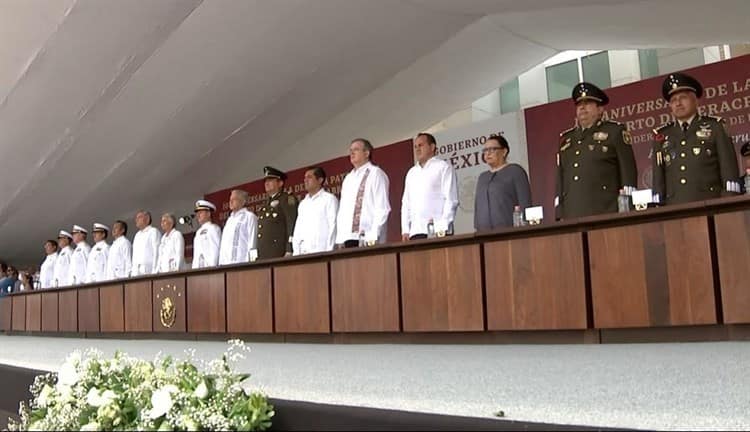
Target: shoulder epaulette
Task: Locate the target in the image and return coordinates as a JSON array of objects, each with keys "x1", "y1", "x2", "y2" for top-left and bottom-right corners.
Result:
[
  {"x1": 559, "y1": 126, "x2": 576, "y2": 137},
  {"x1": 602, "y1": 119, "x2": 623, "y2": 127},
  {"x1": 703, "y1": 115, "x2": 724, "y2": 123},
  {"x1": 653, "y1": 122, "x2": 674, "y2": 135}
]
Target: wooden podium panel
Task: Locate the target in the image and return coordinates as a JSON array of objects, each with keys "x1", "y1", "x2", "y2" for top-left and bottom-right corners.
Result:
[
  {"x1": 331, "y1": 254, "x2": 400, "y2": 333},
  {"x1": 124, "y1": 281, "x2": 152, "y2": 332},
  {"x1": 0, "y1": 296, "x2": 11, "y2": 331},
  {"x1": 484, "y1": 233, "x2": 587, "y2": 330},
  {"x1": 589, "y1": 216, "x2": 716, "y2": 328},
  {"x1": 187, "y1": 273, "x2": 226, "y2": 333},
  {"x1": 58, "y1": 290, "x2": 78, "y2": 332},
  {"x1": 41, "y1": 292, "x2": 59, "y2": 332},
  {"x1": 714, "y1": 210, "x2": 750, "y2": 323},
  {"x1": 274, "y1": 262, "x2": 330, "y2": 333},
  {"x1": 25, "y1": 294, "x2": 42, "y2": 332},
  {"x1": 78, "y1": 288, "x2": 100, "y2": 332},
  {"x1": 11, "y1": 296, "x2": 26, "y2": 331},
  {"x1": 153, "y1": 278, "x2": 186, "y2": 332},
  {"x1": 100, "y1": 285, "x2": 124, "y2": 332},
  {"x1": 400, "y1": 244, "x2": 484, "y2": 332},
  {"x1": 226, "y1": 269, "x2": 273, "y2": 333}
]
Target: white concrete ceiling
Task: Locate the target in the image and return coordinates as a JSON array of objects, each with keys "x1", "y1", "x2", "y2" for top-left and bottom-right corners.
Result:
[{"x1": 1, "y1": 0, "x2": 749, "y2": 265}]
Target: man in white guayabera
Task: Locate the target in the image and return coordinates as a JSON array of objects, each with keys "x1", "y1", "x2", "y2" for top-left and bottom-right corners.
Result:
[
  {"x1": 219, "y1": 189, "x2": 258, "y2": 265},
  {"x1": 131, "y1": 210, "x2": 161, "y2": 276}
]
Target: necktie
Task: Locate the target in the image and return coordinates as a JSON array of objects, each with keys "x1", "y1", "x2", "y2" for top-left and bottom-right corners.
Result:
[
  {"x1": 682, "y1": 122, "x2": 689, "y2": 133},
  {"x1": 351, "y1": 168, "x2": 371, "y2": 233}
]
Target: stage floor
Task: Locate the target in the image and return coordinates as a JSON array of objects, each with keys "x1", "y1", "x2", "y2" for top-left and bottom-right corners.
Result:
[{"x1": 0, "y1": 335, "x2": 748, "y2": 430}]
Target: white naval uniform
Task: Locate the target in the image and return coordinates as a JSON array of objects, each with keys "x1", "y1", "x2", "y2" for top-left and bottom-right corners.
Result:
[
  {"x1": 39, "y1": 252, "x2": 57, "y2": 289},
  {"x1": 132, "y1": 225, "x2": 161, "y2": 276},
  {"x1": 106, "y1": 236, "x2": 132, "y2": 280},
  {"x1": 401, "y1": 156, "x2": 459, "y2": 237},
  {"x1": 192, "y1": 222, "x2": 221, "y2": 269},
  {"x1": 218, "y1": 208, "x2": 258, "y2": 265},
  {"x1": 85, "y1": 240, "x2": 110, "y2": 283},
  {"x1": 156, "y1": 229, "x2": 184, "y2": 273},
  {"x1": 292, "y1": 189, "x2": 338, "y2": 255},
  {"x1": 335, "y1": 161, "x2": 391, "y2": 244},
  {"x1": 53, "y1": 246, "x2": 73, "y2": 288},
  {"x1": 68, "y1": 242, "x2": 91, "y2": 286}
]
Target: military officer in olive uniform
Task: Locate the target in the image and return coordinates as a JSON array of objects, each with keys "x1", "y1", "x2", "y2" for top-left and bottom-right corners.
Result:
[
  {"x1": 555, "y1": 82, "x2": 638, "y2": 219},
  {"x1": 651, "y1": 73, "x2": 740, "y2": 205},
  {"x1": 257, "y1": 166, "x2": 298, "y2": 259}
]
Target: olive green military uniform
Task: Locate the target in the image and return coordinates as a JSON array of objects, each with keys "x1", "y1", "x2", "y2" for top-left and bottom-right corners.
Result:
[
  {"x1": 556, "y1": 119, "x2": 638, "y2": 219},
  {"x1": 651, "y1": 115, "x2": 740, "y2": 205},
  {"x1": 257, "y1": 191, "x2": 298, "y2": 259}
]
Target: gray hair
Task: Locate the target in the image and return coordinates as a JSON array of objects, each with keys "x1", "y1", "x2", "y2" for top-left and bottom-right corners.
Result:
[
  {"x1": 136, "y1": 209, "x2": 152, "y2": 224},
  {"x1": 231, "y1": 189, "x2": 249, "y2": 204},
  {"x1": 161, "y1": 213, "x2": 176, "y2": 227}
]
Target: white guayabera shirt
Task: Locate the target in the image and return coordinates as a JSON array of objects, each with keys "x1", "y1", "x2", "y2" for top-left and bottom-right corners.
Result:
[
  {"x1": 401, "y1": 156, "x2": 459, "y2": 236},
  {"x1": 156, "y1": 229, "x2": 184, "y2": 273},
  {"x1": 132, "y1": 225, "x2": 161, "y2": 276},
  {"x1": 335, "y1": 161, "x2": 391, "y2": 244},
  {"x1": 105, "y1": 236, "x2": 132, "y2": 280},
  {"x1": 292, "y1": 189, "x2": 338, "y2": 255},
  {"x1": 39, "y1": 252, "x2": 57, "y2": 289},
  {"x1": 219, "y1": 208, "x2": 258, "y2": 265}
]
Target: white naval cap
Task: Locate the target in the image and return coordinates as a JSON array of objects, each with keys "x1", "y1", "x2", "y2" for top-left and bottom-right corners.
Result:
[
  {"x1": 194, "y1": 199, "x2": 216, "y2": 212},
  {"x1": 58, "y1": 230, "x2": 73, "y2": 240},
  {"x1": 72, "y1": 225, "x2": 88, "y2": 234},
  {"x1": 92, "y1": 222, "x2": 110, "y2": 233}
]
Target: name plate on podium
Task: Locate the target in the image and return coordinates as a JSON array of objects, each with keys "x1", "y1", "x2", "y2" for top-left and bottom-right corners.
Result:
[
  {"x1": 631, "y1": 189, "x2": 653, "y2": 211},
  {"x1": 524, "y1": 206, "x2": 544, "y2": 225}
]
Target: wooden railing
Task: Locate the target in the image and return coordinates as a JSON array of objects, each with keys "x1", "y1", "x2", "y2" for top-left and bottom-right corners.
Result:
[{"x1": 2, "y1": 195, "x2": 750, "y2": 338}]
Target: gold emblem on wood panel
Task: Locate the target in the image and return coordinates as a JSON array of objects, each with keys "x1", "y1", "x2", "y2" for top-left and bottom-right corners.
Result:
[
  {"x1": 156, "y1": 284, "x2": 179, "y2": 328},
  {"x1": 160, "y1": 297, "x2": 175, "y2": 328}
]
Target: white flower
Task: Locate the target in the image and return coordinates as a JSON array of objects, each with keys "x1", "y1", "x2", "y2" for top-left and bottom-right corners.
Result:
[
  {"x1": 86, "y1": 388, "x2": 101, "y2": 406},
  {"x1": 85, "y1": 388, "x2": 116, "y2": 407},
  {"x1": 80, "y1": 421, "x2": 100, "y2": 431},
  {"x1": 27, "y1": 421, "x2": 44, "y2": 431},
  {"x1": 181, "y1": 415, "x2": 200, "y2": 431},
  {"x1": 58, "y1": 362, "x2": 79, "y2": 386},
  {"x1": 37, "y1": 385, "x2": 54, "y2": 408},
  {"x1": 193, "y1": 381, "x2": 209, "y2": 399},
  {"x1": 148, "y1": 385, "x2": 178, "y2": 419},
  {"x1": 55, "y1": 383, "x2": 73, "y2": 402}
]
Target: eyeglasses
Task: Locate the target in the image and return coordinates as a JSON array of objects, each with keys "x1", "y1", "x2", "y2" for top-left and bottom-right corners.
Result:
[{"x1": 482, "y1": 147, "x2": 505, "y2": 154}]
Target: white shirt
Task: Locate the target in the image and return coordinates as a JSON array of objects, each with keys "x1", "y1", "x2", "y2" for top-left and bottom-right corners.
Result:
[
  {"x1": 53, "y1": 246, "x2": 73, "y2": 288},
  {"x1": 219, "y1": 208, "x2": 258, "y2": 265},
  {"x1": 40, "y1": 252, "x2": 57, "y2": 289},
  {"x1": 401, "y1": 156, "x2": 459, "y2": 236},
  {"x1": 335, "y1": 161, "x2": 391, "y2": 243},
  {"x1": 68, "y1": 242, "x2": 90, "y2": 285},
  {"x1": 293, "y1": 189, "x2": 339, "y2": 255},
  {"x1": 106, "y1": 236, "x2": 132, "y2": 280},
  {"x1": 85, "y1": 240, "x2": 110, "y2": 283},
  {"x1": 193, "y1": 222, "x2": 221, "y2": 269},
  {"x1": 132, "y1": 226, "x2": 161, "y2": 276},
  {"x1": 156, "y1": 229, "x2": 184, "y2": 273}
]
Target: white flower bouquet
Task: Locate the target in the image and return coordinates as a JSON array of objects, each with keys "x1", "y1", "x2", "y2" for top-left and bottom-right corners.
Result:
[{"x1": 7, "y1": 340, "x2": 274, "y2": 431}]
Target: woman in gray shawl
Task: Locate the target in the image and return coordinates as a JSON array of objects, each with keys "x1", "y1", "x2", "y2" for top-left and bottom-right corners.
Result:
[{"x1": 474, "y1": 135, "x2": 531, "y2": 231}]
